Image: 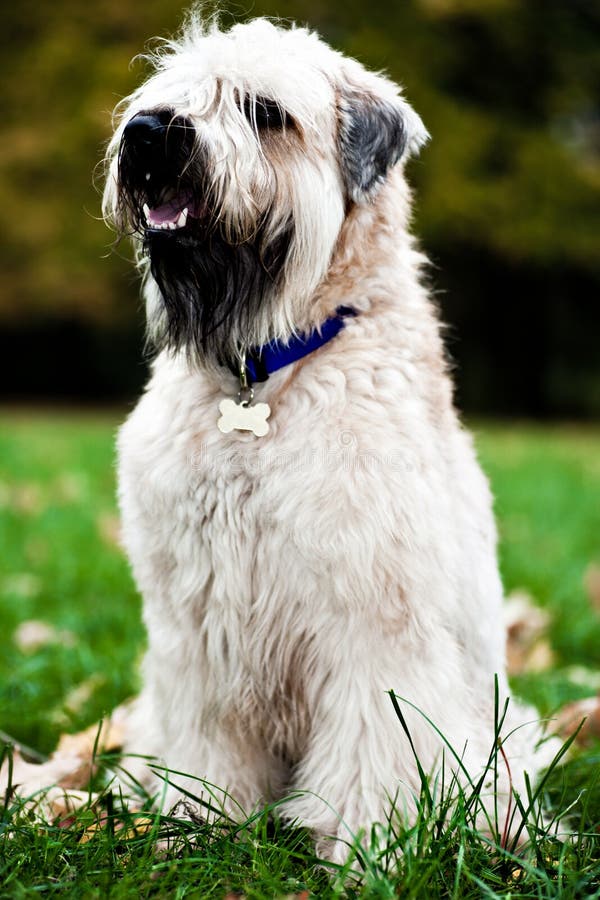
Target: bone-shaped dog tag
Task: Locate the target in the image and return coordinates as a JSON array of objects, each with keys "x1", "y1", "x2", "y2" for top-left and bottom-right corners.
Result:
[{"x1": 217, "y1": 398, "x2": 271, "y2": 437}]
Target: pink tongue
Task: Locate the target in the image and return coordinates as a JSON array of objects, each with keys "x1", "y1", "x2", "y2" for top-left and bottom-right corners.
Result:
[{"x1": 147, "y1": 198, "x2": 188, "y2": 225}]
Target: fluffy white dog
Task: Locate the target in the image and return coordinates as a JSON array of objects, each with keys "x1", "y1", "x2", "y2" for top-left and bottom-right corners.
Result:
[{"x1": 103, "y1": 15, "x2": 549, "y2": 862}]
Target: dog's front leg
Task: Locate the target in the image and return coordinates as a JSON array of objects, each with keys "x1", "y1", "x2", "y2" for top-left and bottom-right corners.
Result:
[
  {"x1": 119, "y1": 645, "x2": 282, "y2": 822},
  {"x1": 282, "y1": 621, "x2": 476, "y2": 866}
]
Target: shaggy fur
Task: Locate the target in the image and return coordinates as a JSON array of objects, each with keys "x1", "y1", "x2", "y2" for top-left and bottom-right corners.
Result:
[{"x1": 103, "y1": 15, "x2": 551, "y2": 863}]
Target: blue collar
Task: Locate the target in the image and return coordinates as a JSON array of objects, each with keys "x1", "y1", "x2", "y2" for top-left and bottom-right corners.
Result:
[{"x1": 230, "y1": 306, "x2": 357, "y2": 385}]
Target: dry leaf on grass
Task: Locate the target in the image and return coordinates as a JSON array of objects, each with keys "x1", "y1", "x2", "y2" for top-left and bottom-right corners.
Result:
[
  {"x1": 50, "y1": 674, "x2": 107, "y2": 729},
  {"x1": 12, "y1": 484, "x2": 43, "y2": 515},
  {"x1": 25, "y1": 537, "x2": 49, "y2": 565},
  {"x1": 1, "y1": 747, "x2": 89, "y2": 797},
  {"x1": 56, "y1": 703, "x2": 129, "y2": 759},
  {"x1": 553, "y1": 695, "x2": 600, "y2": 746},
  {"x1": 79, "y1": 812, "x2": 153, "y2": 844},
  {"x1": 562, "y1": 666, "x2": 600, "y2": 691},
  {"x1": 44, "y1": 787, "x2": 99, "y2": 828},
  {"x1": 0, "y1": 747, "x2": 100, "y2": 824},
  {"x1": 62, "y1": 674, "x2": 106, "y2": 715},
  {"x1": 3, "y1": 573, "x2": 42, "y2": 600},
  {"x1": 55, "y1": 473, "x2": 87, "y2": 503},
  {"x1": 112, "y1": 815, "x2": 155, "y2": 842},
  {"x1": 97, "y1": 513, "x2": 122, "y2": 549},
  {"x1": 14, "y1": 619, "x2": 77, "y2": 653},
  {"x1": 584, "y1": 563, "x2": 600, "y2": 615},
  {"x1": 222, "y1": 894, "x2": 310, "y2": 899},
  {"x1": 0, "y1": 702, "x2": 132, "y2": 816},
  {"x1": 222, "y1": 895, "x2": 310, "y2": 900},
  {"x1": 504, "y1": 590, "x2": 554, "y2": 675},
  {"x1": 223, "y1": 891, "x2": 310, "y2": 900}
]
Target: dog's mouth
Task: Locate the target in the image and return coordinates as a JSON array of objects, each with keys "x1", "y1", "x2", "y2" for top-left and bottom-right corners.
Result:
[
  {"x1": 125, "y1": 180, "x2": 212, "y2": 239},
  {"x1": 114, "y1": 107, "x2": 294, "y2": 365},
  {"x1": 142, "y1": 192, "x2": 200, "y2": 232},
  {"x1": 118, "y1": 110, "x2": 210, "y2": 236}
]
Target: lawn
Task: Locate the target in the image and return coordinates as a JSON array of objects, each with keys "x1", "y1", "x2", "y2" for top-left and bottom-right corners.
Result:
[{"x1": 1, "y1": 412, "x2": 599, "y2": 897}]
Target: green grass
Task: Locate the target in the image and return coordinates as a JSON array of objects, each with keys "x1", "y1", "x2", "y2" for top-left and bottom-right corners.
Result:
[
  {"x1": 1, "y1": 412, "x2": 599, "y2": 897},
  {"x1": 475, "y1": 423, "x2": 600, "y2": 713},
  {"x1": 0, "y1": 413, "x2": 142, "y2": 754}
]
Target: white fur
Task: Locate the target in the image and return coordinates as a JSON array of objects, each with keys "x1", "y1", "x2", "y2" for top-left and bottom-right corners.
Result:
[{"x1": 107, "y1": 17, "x2": 552, "y2": 863}]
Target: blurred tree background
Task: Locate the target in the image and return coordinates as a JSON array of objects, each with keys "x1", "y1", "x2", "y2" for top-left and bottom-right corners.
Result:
[{"x1": 1, "y1": 0, "x2": 598, "y2": 416}]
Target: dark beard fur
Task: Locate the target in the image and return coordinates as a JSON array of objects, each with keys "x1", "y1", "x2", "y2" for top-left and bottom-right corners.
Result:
[
  {"x1": 115, "y1": 116, "x2": 293, "y2": 367},
  {"x1": 144, "y1": 220, "x2": 293, "y2": 366}
]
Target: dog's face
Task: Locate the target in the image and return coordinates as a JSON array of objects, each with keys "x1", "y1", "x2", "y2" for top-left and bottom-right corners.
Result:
[{"x1": 103, "y1": 17, "x2": 428, "y2": 365}]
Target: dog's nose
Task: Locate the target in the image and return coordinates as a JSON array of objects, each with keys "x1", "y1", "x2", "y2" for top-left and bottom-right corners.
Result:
[
  {"x1": 122, "y1": 111, "x2": 194, "y2": 158},
  {"x1": 124, "y1": 115, "x2": 165, "y2": 145},
  {"x1": 123, "y1": 113, "x2": 170, "y2": 149}
]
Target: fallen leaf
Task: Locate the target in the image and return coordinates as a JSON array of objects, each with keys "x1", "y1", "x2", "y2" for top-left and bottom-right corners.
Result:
[
  {"x1": 0, "y1": 702, "x2": 133, "y2": 810},
  {"x1": 3, "y1": 573, "x2": 42, "y2": 600},
  {"x1": 522, "y1": 638, "x2": 554, "y2": 672},
  {"x1": 55, "y1": 473, "x2": 87, "y2": 503},
  {"x1": 25, "y1": 537, "x2": 49, "y2": 565},
  {"x1": 504, "y1": 590, "x2": 551, "y2": 634},
  {"x1": 97, "y1": 513, "x2": 122, "y2": 549},
  {"x1": 12, "y1": 483, "x2": 43, "y2": 515},
  {"x1": 0, "y1": 746, "x2": 92, "y2": 798},
  {"x1": 508, "y1": 865, "x2": 524, "y2": 885},
  {"x1": 224, "y1": 894, "x2": 311, "y2": 900},
  {"x1": 553, "y1": 695, "x2": 600, "y2": 746},
  {"x1": 51, "y1": 675, "x2": 107, "y2": 727},
  {"x1": 563, "y1": 666, "x2": 600, "y2": 691},
  {"x1": 504, "y1": 590, "x2": 554, "y2": 675},
  {"x1": 584, "y1": 564, "x2": 600, "y2": 615},
  {"x1": 57, "y1": 706, "x2": 128, "y2": 759},
  {"x1": 14, "y1": 620, "x2": 56, "y2": 651},
  {"x1": 114, "y1": 815, "x2": 155, "y2": 842},
  {"x1": 64, "y1": 674, "x2": 106, "y2": 715},
  {"x1": 78, "y1": 821, "x2": 103, "y2": 844},
  {"x1": 44, "y1": 787, "x2": 99, "y2": 827},
  {"x1": 14, "y1": 619, "x2": 76, "y2": 653}
]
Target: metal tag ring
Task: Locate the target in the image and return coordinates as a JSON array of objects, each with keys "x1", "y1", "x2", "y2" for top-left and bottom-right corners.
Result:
[{"x1": 237, "y1": 386, "x2": 254, "y2": 407}]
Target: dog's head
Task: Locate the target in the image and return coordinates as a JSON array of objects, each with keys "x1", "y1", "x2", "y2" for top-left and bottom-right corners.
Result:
[{"x1": 103, "y1": 16, "x2": 428, "y2": 366}]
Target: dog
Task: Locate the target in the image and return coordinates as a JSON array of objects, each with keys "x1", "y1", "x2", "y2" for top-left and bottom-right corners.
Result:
[{"x1": 103, "y1": 15, "x2": 551, "y2": 863}]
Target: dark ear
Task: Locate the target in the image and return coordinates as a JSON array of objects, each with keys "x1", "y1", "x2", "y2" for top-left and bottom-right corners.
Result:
[{"x1": 338, "y1": 89, "x2": 428, "y2": 202}]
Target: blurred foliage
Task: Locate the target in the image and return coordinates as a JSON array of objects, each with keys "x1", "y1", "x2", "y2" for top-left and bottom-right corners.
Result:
[{"x1": 1, "y1": 0, "x2": 599, "y2": 411}]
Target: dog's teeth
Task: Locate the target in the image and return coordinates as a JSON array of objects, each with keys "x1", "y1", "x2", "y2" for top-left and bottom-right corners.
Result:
[{"x1": 142, "y1": 207, "x2": 189, "y2": 231}]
